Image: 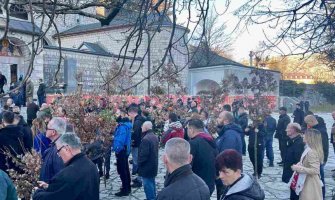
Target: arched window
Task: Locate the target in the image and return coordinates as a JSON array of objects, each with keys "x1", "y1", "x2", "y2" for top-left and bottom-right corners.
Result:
[{"x1": 9, "y1": 4, "x2": 28, "y2": 20}]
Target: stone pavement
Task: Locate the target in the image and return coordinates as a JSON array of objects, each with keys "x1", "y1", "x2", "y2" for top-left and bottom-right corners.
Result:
[
  {"x1": 19, "y1": 108, "x2": 335, "y2": 199},
  {"x1": 99, "y1": 113, "x2": 335, "y2": 200}
]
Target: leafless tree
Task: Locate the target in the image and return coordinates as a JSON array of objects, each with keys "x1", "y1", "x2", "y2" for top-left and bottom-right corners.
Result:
[
  {"x1": 235, "y1": 0, "x2": 335, "y2": 70},
  {"x1": 1, "y1": 0, "x2": 226, "y2": 95},
  {"x1": 195, "y1": 6, "x2": 233, "y2": 62}
]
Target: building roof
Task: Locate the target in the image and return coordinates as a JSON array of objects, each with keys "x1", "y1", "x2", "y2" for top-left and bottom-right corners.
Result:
[
  {"x1": 44, "y1": 45, "x2": 142, "y2": 61},
  {"x1": 78, "y1": 42, "x2": 109, "y2": 55},
  {"x1": 0, "y1": 17, "x2": 42, "y2": 35},
  {"x1": 190, "y1": 47, "x2": 280, "y2": 73},
  {"x1": 56, "y1": 10, "x2": 186, "y2": 37}
]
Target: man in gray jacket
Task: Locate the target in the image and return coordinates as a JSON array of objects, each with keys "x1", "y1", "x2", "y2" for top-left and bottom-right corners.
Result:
[{"x1": 157, "y1": 138, "x2": 210, "y2": 200}]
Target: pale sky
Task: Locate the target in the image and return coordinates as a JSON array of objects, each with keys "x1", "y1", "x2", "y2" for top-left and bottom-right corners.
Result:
[{"x1": 177, "y1": 0, "x2": 283, "y2": 62}]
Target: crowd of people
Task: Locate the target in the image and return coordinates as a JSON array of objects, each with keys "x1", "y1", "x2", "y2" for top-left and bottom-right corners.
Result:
[{"x1": 0, "y1": 94, "x2": 333, "y2": 200}]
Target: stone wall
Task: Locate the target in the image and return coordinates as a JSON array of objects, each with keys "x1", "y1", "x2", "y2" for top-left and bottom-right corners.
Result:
[
  {"x1": 42, "y1": 47, "x2": 145, "y2": 94},
  {"x1": 58, "y1": 26, "x2": 189, "y2": 94}
]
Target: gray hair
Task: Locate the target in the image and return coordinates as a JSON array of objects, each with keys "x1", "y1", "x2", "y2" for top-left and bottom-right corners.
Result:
[
  {"x1": 164, "y1": 138, "x2": 190, "y2": 166},
  {"x1": 56, "y1": 132, "x2": 81, "y2": 149},
  {"x1": 222, "y1": 111, "x2": 234, "y2": 123},
  {"x1": 142, "y1": 121, "x2": 153, "y2": 130},
  {"x1": 287, "y1": 122, "x2": 302, "y2": 132},
  {"x1": 49, "y1": 117, "x2": 66, "y2": 135}
]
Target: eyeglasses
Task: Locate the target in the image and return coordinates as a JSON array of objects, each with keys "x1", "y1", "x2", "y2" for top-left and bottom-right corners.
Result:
[{"x1": 56, "y1": 145, "x2": 66, "y2": 155}]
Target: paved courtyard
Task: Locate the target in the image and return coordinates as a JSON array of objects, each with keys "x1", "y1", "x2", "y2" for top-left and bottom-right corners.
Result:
[{"x1": 99, "y1": 113, "x2": 335, "y2": 200}]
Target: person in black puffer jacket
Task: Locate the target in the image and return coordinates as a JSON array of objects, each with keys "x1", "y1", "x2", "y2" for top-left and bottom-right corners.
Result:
[
  {"x1": 236, "y1": 107, "x2": 248, "y2": 155},
  {"x1": 187, "y1": 119, "x2": 218, "y2": 195},
  {"x1": 157, "y1": 138, "x2": 210, "y2": 200},
  {"x1": 245, "y1": 120, "x2": 266, "y2": 178},
  {"x1": 216, "y1": 149, "x2": 265, "y2": 200}
]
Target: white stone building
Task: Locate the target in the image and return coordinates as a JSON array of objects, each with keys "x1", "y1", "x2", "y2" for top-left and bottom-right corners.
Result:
[{"x1": 0, "y1": 4, "x2": 280, "y2": 102}]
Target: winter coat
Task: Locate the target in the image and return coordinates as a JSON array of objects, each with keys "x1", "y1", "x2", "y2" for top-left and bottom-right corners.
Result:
[
  {"x1": 216, "y1": 123, "x2": 243, "y2": 154},
  {"x1": 237, "y1": 113, "x2": 248, "y2": 133},
  {"x1": 264, "y1": 115, "x2": 277, "y2": 136},
  {"x1": 131, "y1": 115, "x2": 146, "y2": 147},
  {"x1": 25, "y1": 81, "x2": 34, "y2": 99},
  {"x1": 282, "y1": 135, "x2": 304, "y2": 183},
  {"x1": 311, "y1": 124, "x2": 329, "y2": 163},
  {"x1": 220, "y1": 173, "x2": 265, "y2": 200},
  {"x1": 27, "y1": 102, "x2": 39, "y2": 120},
  {"x1": 84, "y1": 140, "x2": 104, "y2": 162},
  {"x1": 189, "y1": 133, "x2": 218, "y2": 194},
  {"x1": 138, "y1": 130, "x2": 159, "y2": 178},
  {"x1": 17, "y1": 116, "x2": 33, "y2": 150},
  {"x1": 331, "y1": 122, "x2": 335, "y2": 144},
  {"x1": 113, "y1": 121, "x2": 132, "y2": 155},
  {"x1": 0, "y1": 74, "x2": 7, "y2": 86},
  {"x1": 0, "y1": 125, "x2": 25, "y2": 172},
  {"x1": 161, "y1": 121, "x2": 185, "y2": 145},
  {"x1": 37, "y1": 83, "x2": 46, "y2": 97},
  {"x1": 33, "y1": 153, "x2": 99, "y2": 200},
  {"x1": 275, "y1": 114, "x2": 290, "y2": 140},
  {"x1": 245, "y1": 124, "x2": 266, "y2": 148},
  {"x1": 40, "y1": 140, "x2": 64, "y2": 183},
  {"x1": 0, "y1": 169, "x2": 17, "y2": 200},
  {"x1": 293, "y1": 108, "x2": 305, "y2": 125},
  {"x1": 295, "y1": 149, "x2": 322, "y2": 200},
  {"x1": 33, "y1": 131, "x2": 51, "y2": 155},
  {"x1": 157, "y1": 164, "x2": 210, "y2": 200}
]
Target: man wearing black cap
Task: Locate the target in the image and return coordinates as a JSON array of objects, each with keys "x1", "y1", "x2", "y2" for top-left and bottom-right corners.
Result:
[
  {"x1": 292, "y1": 103, "x2": 304, "y2": 126},
  {"x1": 275, "y1": 107, "x2": 291, "y2": 166}
]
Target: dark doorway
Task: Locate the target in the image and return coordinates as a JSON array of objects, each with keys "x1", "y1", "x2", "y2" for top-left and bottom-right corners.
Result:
[{"x1": 10, "y1": 64, "x2": 17, "y2": 84}]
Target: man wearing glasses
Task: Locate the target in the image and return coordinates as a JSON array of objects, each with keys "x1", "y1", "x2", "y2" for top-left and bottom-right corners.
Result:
[
  {"x1": 39, "y1": 117, "x2": 66, "y2": 183},
  {"x1": 33, "y1": 132, "x2": 99, "y2": 200}
]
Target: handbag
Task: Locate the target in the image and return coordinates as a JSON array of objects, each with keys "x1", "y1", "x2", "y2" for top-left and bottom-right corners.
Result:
[{"x1": 289, "y1": 171, "x2": 307, "y2": 195}]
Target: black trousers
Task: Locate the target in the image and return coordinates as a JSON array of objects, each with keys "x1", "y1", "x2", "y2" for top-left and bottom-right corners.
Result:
[
  {"x1": 248, "y1": 145, "x2": 264, "y2": 176},
  {"x1": 116, "y1": 149, "x2": 131, "y2": 191},
  {"x1": 290, "y1": 188, "x2": 299, "y2": 200},
  {"x1": 104, "y1": 148, "x2": 111, "y2": 174},
  {"x1": 279, "y1": 138, "x2": 288, "y2": 161},
  {"x1": 93, "y1": 157, "x2": 103, "y2": 174}
]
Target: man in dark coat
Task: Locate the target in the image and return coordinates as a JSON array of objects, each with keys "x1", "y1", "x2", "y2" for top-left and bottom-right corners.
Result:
[
  {"x1": 14, "y1": 114, "x2": 33, "y2": 151},
  {"x1": 292, "y1": 103, "x2": 305, "y2": 126},
  {"x1": 138, "y1": 121, "x2": 159, "y2": 200},
  {"x1": 245, "y1": 121, "x2": 266, "y2": 177},
  {"x1": 275, "y1": 107, "x2": 291, "y2": 165},
  {"x1": 39, "y1": 117, "x2": 66, "y2": 183},
  {"x1": 281, "y1": 123, "x2": 304, "y2": 200},
  {"x1": 187, "y1": 119, "x2": 217, "y2": 195},
  {"x1": 128, "y1": 105, "x2": 145, "y2": 187},
  {"x1": 264, "y1": 111, "x2": 277, "y2": 167},
  {"x1": 157, "y1": 138, "x2": 210, "y2": 200},
  {"x1": 33, "y1": 133, "x2": 99, "y2": 200},
  {"x1": 216, "y1": 111, "x2": 242, "y2": 154},
  {"x1": 237, "y1": 107, "x2": 248, "y2": 155},
  {"x1": 0, "y1": 111, "x2": 25, "y2": 172},
  {"x1": 26, "y1": 99, "x2": 39, "y2": 127},
  {"x1": 0, "y1": 71, "x2": 7, "y2": 94},
  {"x1": 215, "y1": 111, "x2": 243, "y2": 199},
  {"x1": 37, "y1": 79, "x2": 46, "y2": 107},
  {"x1": 331, "y1": 111, "x2": 335, "y2": 160}
]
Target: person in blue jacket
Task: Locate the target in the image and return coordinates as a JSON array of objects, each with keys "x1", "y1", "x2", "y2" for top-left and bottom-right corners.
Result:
[{"x1": 113, "y1": 112, "x2": 133, "y2": 197}]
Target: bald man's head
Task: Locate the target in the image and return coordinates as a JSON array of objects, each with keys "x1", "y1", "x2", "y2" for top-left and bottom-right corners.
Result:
[{"x1": 217, "y1": 111, "x2": 234, "y2": 126}]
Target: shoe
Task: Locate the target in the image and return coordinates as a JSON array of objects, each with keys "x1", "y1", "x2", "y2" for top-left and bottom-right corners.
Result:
[
  {"x1": 132, "y1": 171, "x2": 137, "y2": 176},
  {"x1": 269, "y1": 163, "x2": 274, "y2": 167},
  {"x1": 105, "y1": 173, "x2": 110, "y2": 179},
  {"x1": 131, "y1": 182, "x2": 142, "y2": 188},
  {"x1": 129, "y1": 160, "x2": 133, "y2": 164},
  {"x1": 115, "y1": 189, "x2": 131, "y2": 197},
  {"x1": 277, "y1": 161, "x2": 283, "y2": 164},
  {"x1": 331, "y1": 169, "x2": 335, "y2": 172}
]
